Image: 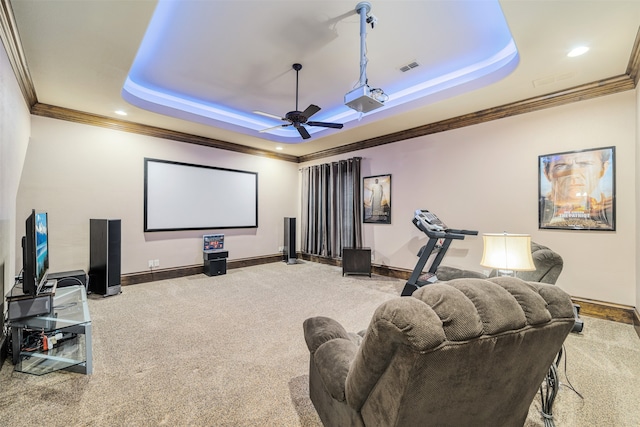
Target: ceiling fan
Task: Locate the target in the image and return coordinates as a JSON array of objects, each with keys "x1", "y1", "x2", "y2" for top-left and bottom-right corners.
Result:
[{"x1": 253, "y1": 63, "x2": 344, "y2": 139}]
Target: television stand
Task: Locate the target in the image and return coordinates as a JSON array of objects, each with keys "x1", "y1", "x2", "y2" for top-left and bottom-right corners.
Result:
[{"x1": 10, "y1": 285, "x2": 92, "y2": 375}]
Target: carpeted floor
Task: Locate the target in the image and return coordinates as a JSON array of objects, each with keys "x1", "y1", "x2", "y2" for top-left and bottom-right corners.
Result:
[{"x1": 0, "y1": 261, "x2": 638, "y2": 426}]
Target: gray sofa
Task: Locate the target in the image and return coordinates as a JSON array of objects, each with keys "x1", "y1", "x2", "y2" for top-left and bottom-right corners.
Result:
[
  {"x1": 436, "y1": 241, "x2": 564, "y2": 284},
  {"x1": 303, "y1": 276, "x2": 575, "y2": 427}
]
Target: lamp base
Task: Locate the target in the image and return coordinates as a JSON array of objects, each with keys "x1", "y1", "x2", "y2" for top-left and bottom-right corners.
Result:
[{"x1": 496, "y1": 269, "x2": 516, "y2": 277}]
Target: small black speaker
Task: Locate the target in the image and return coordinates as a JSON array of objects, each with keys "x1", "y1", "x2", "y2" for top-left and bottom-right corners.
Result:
[
  {"x1": 47, "y1": 270, "x2": 87, "y2": 288},
  {"x1": 284, "y1": 217, "x2": 296, "y2": 264},
  {"x1": 203, "y1": 250, "x2": 228, "y2": 261},
  {"x1": 89, "y1": 219, "x2": 121, "y2": 296},
  {"x1": 204, "y1": 258, "x2": 227, "y2": 276},
  {"x1": 7, "y1": 294, "x2": 52, "y2": 320}
]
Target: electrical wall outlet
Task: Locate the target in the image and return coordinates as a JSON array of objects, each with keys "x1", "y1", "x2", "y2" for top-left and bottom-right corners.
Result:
[
  {"x1": 278, "y1": 246, "x2": 284, "y2": 252},
  {"x1": 153, "y1": 259, "x2": 160, "y2": 267},
  {"x1": 148, "y1": 260, "x2": 154, "y2": 268}
]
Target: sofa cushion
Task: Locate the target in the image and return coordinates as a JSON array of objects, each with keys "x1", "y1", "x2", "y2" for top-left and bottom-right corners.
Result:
[
  {"x1": 487, "y1": 276, "x2": 552, "y2": 326},
  {"x1": 411, "y1": 283, "x2": 484, "y2": 341},
  {"x1": 445, "y1": 278, "x2": 528, "y2": 335}
]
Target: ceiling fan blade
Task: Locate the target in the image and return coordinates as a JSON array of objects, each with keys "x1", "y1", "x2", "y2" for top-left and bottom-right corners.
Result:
[
  {"x1": 301, "y1": 104, "x2": 321, "y2": 119},
  {"x1": 253, "y1": 110, "x2": 285, "y2": 121},
  {"x1": 295, "y1": 124, "x2": 311, "y2": 139},
  {"x1": 306, "y1": 121, "x2": 344, "y2": 129},
  {"x1": 259, "y1": 124, "x2": 291, "y2": 133}
]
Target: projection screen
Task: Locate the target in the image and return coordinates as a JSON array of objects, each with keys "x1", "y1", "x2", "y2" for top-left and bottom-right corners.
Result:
[{"x1": 144, "y1": 158, "x2": 258, "y2": 231}]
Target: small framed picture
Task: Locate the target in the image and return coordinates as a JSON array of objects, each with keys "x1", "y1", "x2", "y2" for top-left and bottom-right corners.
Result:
[
  {"x1": 538, "y1": 146, "x2": 615, "y2": 231},
  {"x1": 363, "y1": 174, "x2": 391, "y2": 224},
  {"x1": 203, "y1": 234, "x2": 224, "y2": 251}
]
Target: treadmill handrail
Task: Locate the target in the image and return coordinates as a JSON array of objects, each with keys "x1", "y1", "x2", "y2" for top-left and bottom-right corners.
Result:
[{"x1": 446, "y1": 228, "x2": 479, "y2": 236}]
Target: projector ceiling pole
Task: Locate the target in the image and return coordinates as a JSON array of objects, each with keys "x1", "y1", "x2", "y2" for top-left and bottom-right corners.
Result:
[
  {"x1": 356, "y1": 2, "x2": 371, "y2": 87},
  {"x1": 293, "y1": 63, "x2": 302, "y2": 111}
]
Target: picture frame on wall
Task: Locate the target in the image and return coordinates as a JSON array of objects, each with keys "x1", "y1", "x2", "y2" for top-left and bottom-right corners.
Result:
[
  {"x1": 538, "y1": 146, "x2": 615, "y2": 231},
  {"x1": 363, "y1": 174, "x2": 391, "y2": 224}
]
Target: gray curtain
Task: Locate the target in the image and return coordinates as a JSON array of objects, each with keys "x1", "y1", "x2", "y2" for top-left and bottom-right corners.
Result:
[{"x1": 301, "y1": 157, "x2": 362, "y2": 257}]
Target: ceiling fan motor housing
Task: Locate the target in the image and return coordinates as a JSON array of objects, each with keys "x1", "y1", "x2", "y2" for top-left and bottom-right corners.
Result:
[{"x1": 285, "y1": 111, "x2": 307, "y2": 124}]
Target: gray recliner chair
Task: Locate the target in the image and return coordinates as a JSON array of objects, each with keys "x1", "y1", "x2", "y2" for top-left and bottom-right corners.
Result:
[
  {"x1": 303, "y1": 277, "x2": 575, "y2": 427},
  {"x1": 436, "y1": 241, "x2": 564, "y2": 284}
]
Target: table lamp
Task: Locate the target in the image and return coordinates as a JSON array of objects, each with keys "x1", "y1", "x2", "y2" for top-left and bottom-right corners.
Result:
[{"x1": 480, "y1": 233, "x2": 535, "y2": 277}]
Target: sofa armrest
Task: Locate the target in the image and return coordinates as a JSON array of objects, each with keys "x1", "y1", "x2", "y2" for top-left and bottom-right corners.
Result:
[
  {"x1": 303, "y1": 316, "x2": 350, "y2": 353},
  {"x1": 314, "y1": 338, "x2": 359, "y2": 401},
  {"x1": 435, "y1": 265, "x2": 487, "y2": 281}
]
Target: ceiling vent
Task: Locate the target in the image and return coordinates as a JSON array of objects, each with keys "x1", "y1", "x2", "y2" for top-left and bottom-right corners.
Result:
[
  {"x1": 400, "y1": 61, "x2": 420, "y2": 72},
  {"x1": 532, "y1": 71, "x2": 576, "y2": 88}
]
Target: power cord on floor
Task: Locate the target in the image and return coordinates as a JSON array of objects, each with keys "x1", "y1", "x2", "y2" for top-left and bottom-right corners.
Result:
[
  {"x1": 540, "y1": 362, "x2": 559, "y2": 427},
  {"x1": 559, "y1": 344, "x2": 584, "y2": 400},
  {"x1": 539, "y1": 344, "x2": 584, "y2": 427}
]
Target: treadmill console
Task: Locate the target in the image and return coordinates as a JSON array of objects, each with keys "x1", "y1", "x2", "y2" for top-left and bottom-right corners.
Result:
[{"x1": 414, "y1": 209, "x2": 447, "y2": 232}]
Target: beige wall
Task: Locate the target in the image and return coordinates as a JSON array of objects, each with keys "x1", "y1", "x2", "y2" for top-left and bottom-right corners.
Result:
[
  {"x1": 1, "y1": 44, "x2": 31, "y2": 299},
  {"x1": 301, "y1": 91, "x2": 637, "y2": 306},
  {"x1": 6, "y1": 48, "x2": 637, "y2": 307},
  {"x1": 636, "y1": 85, "x2": 640, "y2": 313},
  {"x1": 16, "y1": 116, "x2": 299, "y2": 276}
]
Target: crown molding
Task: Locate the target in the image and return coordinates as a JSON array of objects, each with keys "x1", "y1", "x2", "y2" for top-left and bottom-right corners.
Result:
[
  {"x1": 298, "y1": 73, "x2": 635, "y2": 163},
  {"x1": 627, "y1": 27, "x2": 640, "y2": 86},
  {"x1": 301, "y1": 27, "x2": 640, "y2": 163},
  {"x1": 31, "y1": 103, "x2": 299, "y2": 163},
  {"x1": 3, "y1": 5, "x2": 639, "y2": 164},
  {"x1": 0, "y1": 0, "x2": 36, "y2": 107}
]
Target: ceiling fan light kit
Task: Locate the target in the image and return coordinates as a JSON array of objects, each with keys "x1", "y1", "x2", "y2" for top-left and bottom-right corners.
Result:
[{"x1": 344, "y1": 1, "x2": 387, "y2": 114}]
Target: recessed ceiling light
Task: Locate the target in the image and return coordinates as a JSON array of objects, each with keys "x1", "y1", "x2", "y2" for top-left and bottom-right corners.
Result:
[
  {"x1": 115, "y1": 110, "x2": 128, "y2": 116},
  {"x1": 567, "y1": 46, "x2": 589, "y2": 57},
  {"x1": 275, "y1": 146, "x2": 283, "y2": 151}
]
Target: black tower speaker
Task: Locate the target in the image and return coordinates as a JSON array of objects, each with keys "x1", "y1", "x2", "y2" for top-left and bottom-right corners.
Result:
[
  {"x1": 283, "y1": 217, "x2": 297, "y2": 264},
  {"x1": 89, "y1": 219, "x2": 121, "y2": 296}
]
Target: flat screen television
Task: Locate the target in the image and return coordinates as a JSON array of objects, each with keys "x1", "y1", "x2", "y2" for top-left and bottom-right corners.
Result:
[
  {"x1": 203, "y1": 234, "x2": 224, "y2": 251},
  {"x1": 22, "y1": 210, "x2": 49, "y2": 296}
]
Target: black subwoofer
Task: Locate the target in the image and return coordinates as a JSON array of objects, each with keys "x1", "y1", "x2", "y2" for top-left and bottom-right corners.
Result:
[{"x1": 204, "y1": 258, "x2": 227, "y2": 276}]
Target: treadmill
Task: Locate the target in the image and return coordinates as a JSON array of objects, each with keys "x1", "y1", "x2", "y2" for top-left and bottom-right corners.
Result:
[{"x1": 401, "y1": 209, "x2": 478, "y2": 296}]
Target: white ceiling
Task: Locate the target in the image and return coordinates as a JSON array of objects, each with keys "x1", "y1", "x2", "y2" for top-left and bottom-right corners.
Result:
[{"x1": 9, "y1": 0, "x2": 640, "y2": 158}]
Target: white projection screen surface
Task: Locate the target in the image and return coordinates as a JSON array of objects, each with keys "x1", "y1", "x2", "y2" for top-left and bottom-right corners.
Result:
[{"x1": 144, "y1": 158, "x2": 258, "y2": 231}]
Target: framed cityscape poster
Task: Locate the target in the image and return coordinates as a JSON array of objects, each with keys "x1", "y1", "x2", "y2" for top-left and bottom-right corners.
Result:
[
  {"x1": 538, "y1": 146, "x2": 615, "y2": 231},
  {"x1": 363, "y1": 174, "x2": 391, "y2": 224}
]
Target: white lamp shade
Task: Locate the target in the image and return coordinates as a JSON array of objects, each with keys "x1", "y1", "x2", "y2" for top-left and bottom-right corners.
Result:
[{"x1": 480, "y1": 233, "x2": 535, "y2": 271}]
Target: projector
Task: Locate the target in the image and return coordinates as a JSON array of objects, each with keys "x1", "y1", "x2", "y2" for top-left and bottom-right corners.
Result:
[{"x1": 344, "y1": 85, "x2": 385, "y2": 113}]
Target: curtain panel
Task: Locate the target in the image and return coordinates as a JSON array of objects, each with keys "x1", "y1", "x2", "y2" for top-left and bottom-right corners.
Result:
[{"x1": 301, "y1": 157, "x2": 362, "y2": 257}]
